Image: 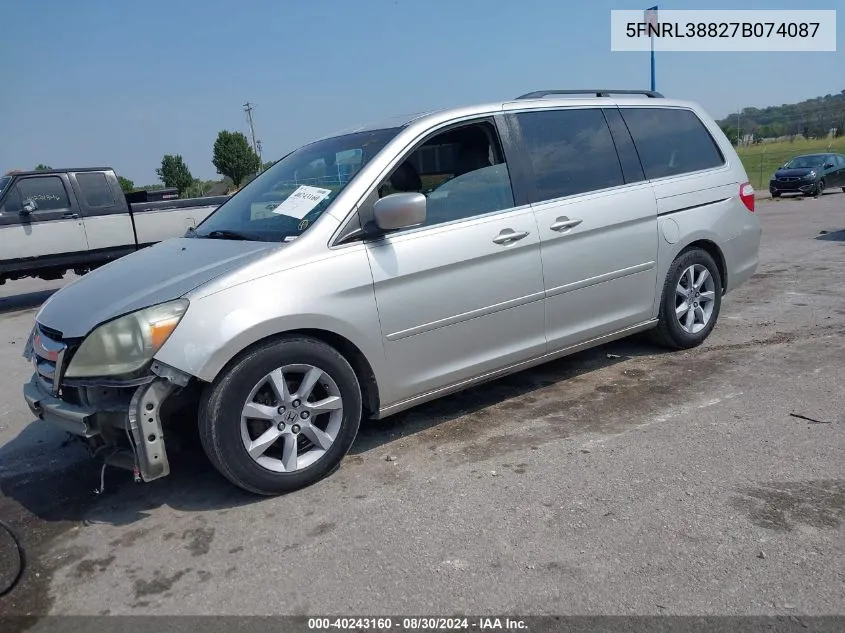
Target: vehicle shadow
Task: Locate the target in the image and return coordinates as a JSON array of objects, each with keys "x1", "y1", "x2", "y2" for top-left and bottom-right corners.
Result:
[
  {"x1": 0, "y1": 423, "x2": 257, "y2": 529},
  {"x1": 816, "y1": 229, "x2": 845, "y2": 242},
  {"x1": 0, "y1": 333, "x2": 666, "y2": 529},
  {"x1": 350, "y1": 333, "x2": 661, "y2": 454},
  {"x1": 0, "y1": 289, "x2": 59, "y2": 315}
]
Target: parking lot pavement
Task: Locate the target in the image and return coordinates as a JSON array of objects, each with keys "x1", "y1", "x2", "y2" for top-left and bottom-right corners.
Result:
[{"x1": 0, "y1": 193, "x2": 843, "y2": 620}]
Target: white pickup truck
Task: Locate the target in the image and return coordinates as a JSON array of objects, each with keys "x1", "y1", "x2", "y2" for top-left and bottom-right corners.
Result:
[{"x1": 0, "y1": 167, "x2": 229, "y2": 284}]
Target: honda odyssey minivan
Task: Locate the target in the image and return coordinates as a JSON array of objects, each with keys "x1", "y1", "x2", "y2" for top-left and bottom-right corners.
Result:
[{"x1": 23, "y1": 89, "x2": 761, "y2": 495}]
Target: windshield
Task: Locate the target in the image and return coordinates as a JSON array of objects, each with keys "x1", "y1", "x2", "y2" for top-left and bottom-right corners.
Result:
[
  {"x1": 193, "y1": 127, "x2": 401, "y2": 241},
  {"x1": 784, "y1": 155, "x2": 827, "y2": 169}
]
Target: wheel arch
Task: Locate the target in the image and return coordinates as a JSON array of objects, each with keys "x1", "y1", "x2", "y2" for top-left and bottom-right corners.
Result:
[
  {"x1": 677, "y1": 238, "x2": 728, "y2": 294},
  {"x1": 203, "y1": 328, "x2": 382, "y2": 419}
]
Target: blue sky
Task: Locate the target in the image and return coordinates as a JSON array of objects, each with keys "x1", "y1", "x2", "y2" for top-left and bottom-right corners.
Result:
[{"x1": 1, "y1": 0, "x2": 841, "y2": 184}]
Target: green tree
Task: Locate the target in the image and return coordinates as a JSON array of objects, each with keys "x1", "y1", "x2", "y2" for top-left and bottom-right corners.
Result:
[
  {"x1": 35, "y1": 164, "x2": 52, "y2": 171},
  {"x1": 719, "y1": 124, "x2": 739, "y2": 146},
  {"x1": 261, "y1": 160, "x2": 276, "y2": 172},
  {"x1": 212, "y1": 130, "x2": 260, "y2": 187},
  {"x1": 117, "y1": 176, "x2": 135, "y2": 193},
  {"x1": 155, "y1": 154, "x2": 194, "y2": 194}
]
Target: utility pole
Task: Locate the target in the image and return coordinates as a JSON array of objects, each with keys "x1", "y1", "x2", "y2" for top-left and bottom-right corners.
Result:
[{"x1": 243, "y1": 102, "x2": 258, "y2": 155}]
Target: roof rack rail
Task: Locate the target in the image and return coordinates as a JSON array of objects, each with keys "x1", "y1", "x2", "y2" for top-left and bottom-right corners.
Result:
[{"x1": 515, "y1": 89, "x2": 664, "y2": 100}]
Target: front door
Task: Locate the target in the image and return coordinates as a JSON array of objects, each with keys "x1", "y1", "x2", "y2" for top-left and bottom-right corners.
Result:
[
  {"x1": 834, "y1": 155, "x2": 845, "y2": 187},
  {"x1": 0, "y1": 174, "x2": 89, "y2": 266},
  {"x1": 505, "y1": 107, "x2": 659, "y2": 351},
  {"x1": 365, "y1": 118, "x2": 546, "y2": 404}
]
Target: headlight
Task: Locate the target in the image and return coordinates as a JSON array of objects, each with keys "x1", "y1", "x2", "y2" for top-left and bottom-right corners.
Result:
[
  {"x1": 806, "y1": 171, "x2": 816, "y2": 179},
  {"x1": 771, "y1": 173, "x2": 779, "y2": 180},
  {"x1": 65, "y1": 299, "x2": 188, "y2": 378}
]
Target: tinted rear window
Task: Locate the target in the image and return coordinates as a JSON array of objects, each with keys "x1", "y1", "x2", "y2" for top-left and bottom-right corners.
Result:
[
  {"x1": 512, "y1": 108, "x2": 624, "y2": 202},
  {"x1": 620, "y1": 108, "x2": 725, "y2": 179},
  {"x1": 75, "y1": 172, "x2": 115, "y2": 208},
  {"x1": 602, "y1": 108, "x2": 645, "y2": 184}
]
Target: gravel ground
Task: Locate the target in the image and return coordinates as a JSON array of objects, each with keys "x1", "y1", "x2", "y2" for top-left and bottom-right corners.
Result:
[{"x1": 0, "y1": 192, "x2": 843, "y2": 624}]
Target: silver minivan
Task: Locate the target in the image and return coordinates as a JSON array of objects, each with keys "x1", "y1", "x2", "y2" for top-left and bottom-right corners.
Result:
[{"x1": 23, "y1": 90, "x2": 761, "y2": 495}]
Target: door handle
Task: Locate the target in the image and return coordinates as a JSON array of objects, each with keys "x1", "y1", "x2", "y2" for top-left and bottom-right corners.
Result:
[
  {"x1": 550, "y1": 216, "x2": 582, "y2": 232},
  {"x1": 493, "y1": 229, "x2": 530, "y2": 245},
  {"x1": 62, "y1": 212, "x2": 80, "y2": 219}
]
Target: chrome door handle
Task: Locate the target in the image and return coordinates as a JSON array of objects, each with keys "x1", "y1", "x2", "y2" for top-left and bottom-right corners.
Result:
[
  {"x1": 62, "y1": 212, "x2": 80, "y2": 219},
  {"x1": 493, "y1": 229, "x2": 529, "y2": 245},
  {"x1": 550, "y1": 216, "x2": 582, "y2": 232}
]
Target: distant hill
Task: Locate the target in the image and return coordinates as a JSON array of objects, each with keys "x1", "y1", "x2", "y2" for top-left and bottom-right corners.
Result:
[{"x1": 717, "y1": 90, "x2": 845, "y2": 141}]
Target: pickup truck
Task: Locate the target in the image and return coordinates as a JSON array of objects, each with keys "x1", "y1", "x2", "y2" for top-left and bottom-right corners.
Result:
[{"x1": 0, "y1": 167, "x2": 229, "y2": 284}]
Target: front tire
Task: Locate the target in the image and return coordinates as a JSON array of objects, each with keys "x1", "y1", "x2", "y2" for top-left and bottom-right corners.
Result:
[
  {"x1": 198, "y1": 336, "x2": 362, "y2": 495},
  {"x1": 651, "y1": 248, "x2": 722, "y2": 350},
  {"x1": 814, "y1": 179, "x2": 825, "y2": 197}
]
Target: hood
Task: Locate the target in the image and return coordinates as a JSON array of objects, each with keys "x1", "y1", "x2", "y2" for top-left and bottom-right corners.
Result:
[
  {"x1": 36, "y1": 238, "x2": 279, "y2": 338},
  {"x1": 774, "y1": 167, "x2": 817, "y2": 178}
]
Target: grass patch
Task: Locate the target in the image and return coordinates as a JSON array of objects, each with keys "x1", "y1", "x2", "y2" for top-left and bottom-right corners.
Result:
[{"x1": 737, "y1": 137, "x2": 845, "y2": 190}]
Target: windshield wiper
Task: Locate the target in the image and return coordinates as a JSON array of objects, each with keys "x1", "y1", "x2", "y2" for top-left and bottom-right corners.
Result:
[{"x1": 204, "y1": 229, "x2": 257, "y2": 241}]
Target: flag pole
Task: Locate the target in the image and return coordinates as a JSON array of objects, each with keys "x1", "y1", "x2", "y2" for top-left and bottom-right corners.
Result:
[
  {"x1": 648, "y1": 5, "x2": 658, "y2": 91},
  {"x1": 650, "y1": 39, "x2": 655, "y2": 91}
]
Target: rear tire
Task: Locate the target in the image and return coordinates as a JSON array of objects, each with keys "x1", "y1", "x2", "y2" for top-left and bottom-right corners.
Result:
[
  {"x1": 650, "y1": 248, "x2": 722, "y2": 350},
  {"x1": 198, "y1": 336, "x2": 362, "y2": 495}
]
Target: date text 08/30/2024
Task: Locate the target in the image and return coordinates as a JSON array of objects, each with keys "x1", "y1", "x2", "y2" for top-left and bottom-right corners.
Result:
[{"x1": 307, "y1": 617, "x2": 528, "y2": 630}]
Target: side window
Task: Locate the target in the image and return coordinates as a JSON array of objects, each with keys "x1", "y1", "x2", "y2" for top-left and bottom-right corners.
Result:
[
  {"x1": 602, "y1": 108, "x2": 646, "y2": 184},
  {"x1": 379, "y1": 121, "x2": 515, "y2": 228},
  {"x1": 15, "y1": 176, "x2": 71, "y2": 211},
  {"x1": 75, "y1": 172, "x2": 115, "y2": 208},
  {"x1": 512, "y1": 108, "x2": 624, "y2": 202},
  {"x1": 620, "y1": 108, "x2": 725, "y2": 179},
  {"x1": 0, "y1": 184, "x2": 23, "y2": 214}
]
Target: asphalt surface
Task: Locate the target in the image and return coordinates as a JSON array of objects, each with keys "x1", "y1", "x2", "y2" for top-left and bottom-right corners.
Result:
[{"x1": 0, "y1": 192, "x2": 843, "y2": 622}]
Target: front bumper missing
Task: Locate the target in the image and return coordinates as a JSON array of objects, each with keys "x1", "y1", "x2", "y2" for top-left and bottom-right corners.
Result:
[{"x1": 23, "y1": 373, "x2": 178, "y2": 482}]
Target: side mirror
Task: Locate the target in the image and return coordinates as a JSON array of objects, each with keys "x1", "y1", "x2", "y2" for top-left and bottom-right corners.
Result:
[
  {"x1": 373, "y1": 192, "x2": 426, "y2": 231},
  {"x1": 824, "y1": 163, "x2": 834, "y2": 169},
  {"x1": 21, "y1": 199, "x2": 37, "y2": 214}
]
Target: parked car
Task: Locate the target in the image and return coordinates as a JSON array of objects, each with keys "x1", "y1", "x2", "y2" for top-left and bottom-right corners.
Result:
[
  {"x1": 23, "y1": 89, "x2": 761, "y2": 495},
  {"x1": 768, "y1": 152, "x2": 845, "y2": 197},
  {"x1": 0, "y1": 167, "x2": 228, "y2": 284}
]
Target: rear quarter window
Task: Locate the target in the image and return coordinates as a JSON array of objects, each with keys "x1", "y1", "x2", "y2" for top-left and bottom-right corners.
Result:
[
  {"x1": 75, "y1": 172, "x2": 115, "y2": 208},
  {"x1": 620, "y1": 108, "x2": 725, "y2": 180}
]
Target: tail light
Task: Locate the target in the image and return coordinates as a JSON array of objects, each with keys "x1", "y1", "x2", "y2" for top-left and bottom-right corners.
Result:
[{"x1": 739, "y1": 182, "x2": 755, "y2": 212}]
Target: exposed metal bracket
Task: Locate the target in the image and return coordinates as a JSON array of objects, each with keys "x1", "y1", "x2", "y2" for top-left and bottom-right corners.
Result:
[
  {"x1": 150, "y1": 361, "x2": 191, "y2": 387},
  {"x1": 128, "y1": 379, "x2": 176, "y2": 482}
]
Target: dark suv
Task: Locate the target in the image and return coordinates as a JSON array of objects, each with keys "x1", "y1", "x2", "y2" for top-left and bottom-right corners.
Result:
[{"x1": 769, "y1": 153, "x2": 845, "y2": 197}]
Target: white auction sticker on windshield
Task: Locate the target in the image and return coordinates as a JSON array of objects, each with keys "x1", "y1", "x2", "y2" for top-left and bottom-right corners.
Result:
[{"x1": 272, "y1": 186, "x2": 332, "y2": 219}]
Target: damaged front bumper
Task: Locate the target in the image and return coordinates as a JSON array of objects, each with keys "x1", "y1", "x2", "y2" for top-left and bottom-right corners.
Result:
[{"x1": 23, "y1": 362, "x2": 190, "y2": 483}]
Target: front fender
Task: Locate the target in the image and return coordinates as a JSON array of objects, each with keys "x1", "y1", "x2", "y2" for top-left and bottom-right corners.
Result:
[{"x1": 153, "y1": 246, "x2": 390, "y2": 404}]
